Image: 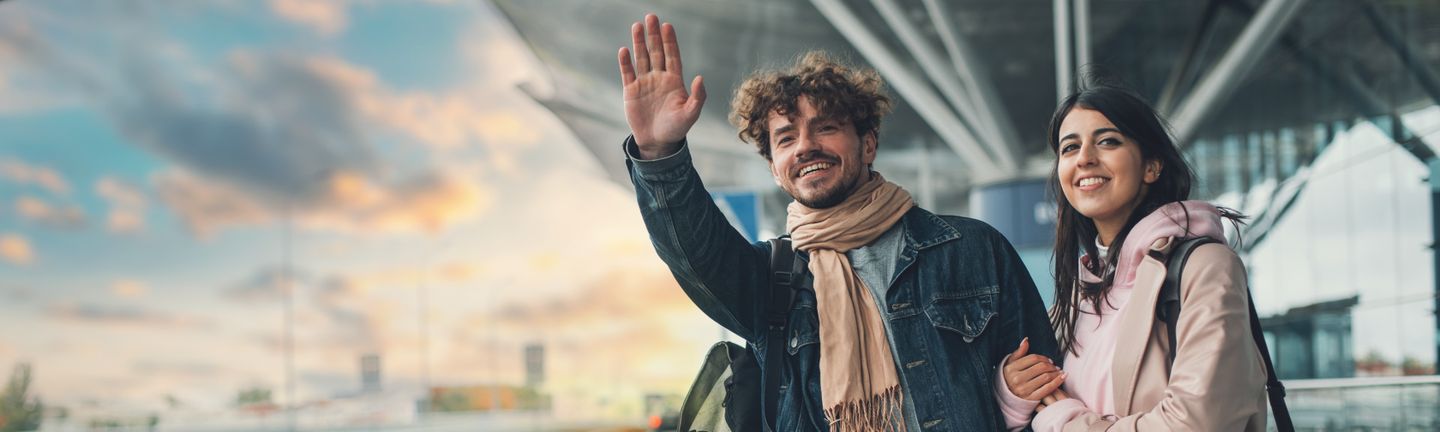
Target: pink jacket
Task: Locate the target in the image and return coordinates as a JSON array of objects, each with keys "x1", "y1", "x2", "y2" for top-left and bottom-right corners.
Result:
[{"x1": 1035, "y1": 236, "x2": 1269, "y2": 431}]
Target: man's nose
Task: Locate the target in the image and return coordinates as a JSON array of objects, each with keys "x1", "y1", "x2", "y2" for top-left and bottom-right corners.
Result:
[{"x1": 794, "y1": 132, "x2": 820, "y2": 159}]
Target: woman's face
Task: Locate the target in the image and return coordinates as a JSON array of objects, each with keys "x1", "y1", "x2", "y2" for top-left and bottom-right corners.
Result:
[{"x1": 1056, "y1": 107, "x2": 1161, "y2": 236}]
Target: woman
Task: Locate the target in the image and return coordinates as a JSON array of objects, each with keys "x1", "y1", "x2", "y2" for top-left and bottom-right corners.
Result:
[{"x1": 992, "y1": 86, "x2": 1268, "y2": 431}]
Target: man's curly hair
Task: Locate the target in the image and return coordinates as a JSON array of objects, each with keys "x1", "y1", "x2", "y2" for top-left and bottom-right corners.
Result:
[{"x1": 729, "y1": 51, "x2": 892, "y2": 160}]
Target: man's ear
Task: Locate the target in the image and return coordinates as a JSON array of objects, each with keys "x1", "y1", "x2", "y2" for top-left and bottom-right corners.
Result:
[{"x1": 862, "y1": 131, "x2": 878, "y2": 165}]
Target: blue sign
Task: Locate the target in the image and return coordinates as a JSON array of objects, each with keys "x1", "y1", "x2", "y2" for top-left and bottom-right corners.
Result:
[{"x1": 711, "y1": 191, "x2": 761, "y2": 242}]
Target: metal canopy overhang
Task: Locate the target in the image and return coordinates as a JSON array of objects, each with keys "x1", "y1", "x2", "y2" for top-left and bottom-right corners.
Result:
[{"x1": 492, "y1": 0, "x2": 1440, "y2": 199}]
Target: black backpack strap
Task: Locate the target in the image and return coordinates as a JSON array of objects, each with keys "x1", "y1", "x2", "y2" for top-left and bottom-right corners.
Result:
[
  {"x1": 1160, "y1": 237, "x2": 1293, "y2": 432},
  {"x1": 1246, "y1": 281, "x2": 1293, "y2": 431},
  {"x1": 762, "y1": 237, "x2": 797, "y2": 432},
  {"x1": 1159, "y1": 237, "x2": 1214, "y2": 366}
]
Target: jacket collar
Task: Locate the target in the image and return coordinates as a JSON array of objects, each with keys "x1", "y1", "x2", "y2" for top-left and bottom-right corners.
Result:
[
  {"x1": 1111, "y1": 237, "x2": 1179, "y2": 415},
  {"x1": 900, "y1": 207, "x2": 963, "y2": 250},
  {"x1": 792, "y1": 206, "x2": 958, "y2": 256}
]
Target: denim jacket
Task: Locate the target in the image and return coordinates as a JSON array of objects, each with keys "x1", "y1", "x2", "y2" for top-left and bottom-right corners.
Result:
[{"x1": 626, "y1": 138, "x2": 1058, "y2": 431}]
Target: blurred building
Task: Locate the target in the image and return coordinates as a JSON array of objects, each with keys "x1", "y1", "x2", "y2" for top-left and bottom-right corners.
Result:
[
  {"x1": 361, "y1": 353, "x2": 382, "y2": 394},
  {"x1": 524, "y1": 343, "x2": 545, "y2": 388},
  {"x1": 496, "y1": 0, "x2": 1440, "y2": 429}
]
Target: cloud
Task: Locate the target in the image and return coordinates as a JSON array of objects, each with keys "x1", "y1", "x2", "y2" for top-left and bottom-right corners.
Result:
[
  {"x1": 0, "y1": 234, "x2": 34, "y2": 265},
  {"x1": 225, "y1": 266, "x2": 312, "y2": 303},
  {"x1": 269, "y1": 0, "x2": 348, "y2": 35},
  {"x1": 2, "y1": 5, "x2": 508, "y2": 237},
  {"x1": 132, "y1": 360, "x2": 222, "y2": 378},
  {"x1": 47, "y1": 302, "x2": 210, "y2": 329},
  {"x1": 155, "y1": 167, "x2": 494, "y2": 237},
  {"x1": 95, "y1": 177, "x2": 148, "y2": 234},
  {"x1": 111, "y1": 279, "x2": 150, "y2": 298},
  {"x1": 0, "y1": 159, "x2": 71, "y2": 195},
  {"x1": 227, "y1": 266, "x2": 395, "y2": 355},
  {"x1": 114, "y1": 52, "x2": 499, "y2": 236},
  {"x1": 153, "y1": 170, "x2": 272, "y2": 237},
  {"x1": 492, "y1": 268, "x2": 692, "y2": 334},
  {"x1": 14, "y1": 196, "x2": 87, "y2": 229}
]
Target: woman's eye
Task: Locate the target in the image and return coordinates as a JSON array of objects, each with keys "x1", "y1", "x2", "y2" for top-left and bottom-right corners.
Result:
[
  {"x1": 1099, "y1": 137, "x2": 1121, "y2": 146},
  {"x1": 1060, "y1": 143, "x2": 1078, "y2": 153}
]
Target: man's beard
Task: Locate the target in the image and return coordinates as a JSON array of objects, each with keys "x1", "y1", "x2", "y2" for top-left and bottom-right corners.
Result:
[{"x1": 790, "y1": 166, "x2": 864, "y2": 209}]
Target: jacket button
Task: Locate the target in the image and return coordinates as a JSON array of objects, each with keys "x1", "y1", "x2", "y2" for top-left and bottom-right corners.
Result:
[{"x1": 791, "y1": 337, "x2": 798, "y2": 348}]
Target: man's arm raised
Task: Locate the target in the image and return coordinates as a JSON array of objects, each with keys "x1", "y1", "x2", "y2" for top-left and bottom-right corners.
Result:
[{"x1": 618, "y1": 13, "x2": 706, "y2": 160}]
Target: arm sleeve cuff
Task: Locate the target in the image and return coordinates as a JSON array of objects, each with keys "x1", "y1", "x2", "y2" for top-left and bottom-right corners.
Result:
[
  {"x1": 994, "y1": 354, "x2": 1041, "y2": 430},
  {"x1": 1031, "y1": 398, "x2": 1090, "y2": 432},
  {"x1": 623, "y1": 135, "x2": 691, "y2": 179}
]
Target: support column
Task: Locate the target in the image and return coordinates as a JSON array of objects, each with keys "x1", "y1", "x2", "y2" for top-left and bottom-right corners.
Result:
[
  {"x1": 1053, "y1": 0, "x2": 1073, "y2": 100},
  {"x1": 1431, "y1": 159, "x2": 1440, "y2": 371}
]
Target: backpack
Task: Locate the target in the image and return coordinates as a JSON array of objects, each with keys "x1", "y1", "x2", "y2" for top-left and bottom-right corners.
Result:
[
  {"x1": 1156, "y1": 237, "x2": 1294, "y2": 432},
  {"x1": 676, "y1": 237, "x2": 801, "y2": 432}
]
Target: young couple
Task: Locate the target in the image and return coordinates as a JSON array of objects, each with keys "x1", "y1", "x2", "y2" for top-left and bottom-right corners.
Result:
[{"x1": 618, "y1": 14, "x2": 1268, "y2": 431}]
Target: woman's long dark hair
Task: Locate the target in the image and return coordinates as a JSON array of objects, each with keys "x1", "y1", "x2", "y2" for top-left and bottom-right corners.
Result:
[{"x1": 1047, "y1": 85, "x2": 1242, "y2": 356}]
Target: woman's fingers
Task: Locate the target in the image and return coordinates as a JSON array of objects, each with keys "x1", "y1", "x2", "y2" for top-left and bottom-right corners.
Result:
[
  {"x1": 1026, "y1": 371, "x2": 1067, "y2": 400},
  {"x1": 1011, "y1": 370, "x2": 1060, "y2": 397},
  {"x1": 1009, "y1": 337, "x2": 1029, "y2": 359},
  {"x1": 1003, "y1": 353, "x2": 1051, "y2": 375}
]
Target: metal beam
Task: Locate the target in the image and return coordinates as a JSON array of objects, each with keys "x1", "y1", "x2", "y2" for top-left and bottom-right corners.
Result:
[
  {"x1": 1053, "y1": 0, "x2": 1073, "y2": 100},
  {"x1": 869, "y1": 0, "x2": 1017, "y2": 171},
  {"x1": 1170, "y1": 0, "x2": 1309, "y2": 145},
  {"x1": 1363, "y1": 1, "x2": 1440, "y2": 107},
  {"x1": 1157, "y1": 0, "x2": 1223, "y2": 114},
  {"x1": 921, "y1": 0, "x2": 1024, "y2": 173},
  {"x1": 810, "y1": 0, "x2": 1004, "y2": 181}
]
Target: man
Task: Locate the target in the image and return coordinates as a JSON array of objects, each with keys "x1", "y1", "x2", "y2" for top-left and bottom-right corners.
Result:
[{"x1": 618, "y1": 14, "x2": 1057, "y2": 431}]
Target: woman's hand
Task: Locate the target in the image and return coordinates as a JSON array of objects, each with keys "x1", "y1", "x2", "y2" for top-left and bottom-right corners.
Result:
[
  {"x1": 1003, "y1": 337, "x2": 1067, "y2": 401},
  {"x1": 1037, "y1": 388, "x2": 1072, "y2": 412}
]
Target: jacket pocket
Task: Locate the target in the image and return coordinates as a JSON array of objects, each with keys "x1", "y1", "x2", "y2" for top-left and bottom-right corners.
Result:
[
  {"x1": 923, "y1": 290, "x2": 998, "y2": 343},
  {"x1": 786, "y1": 306, "x2": 820, "y2": 355}
]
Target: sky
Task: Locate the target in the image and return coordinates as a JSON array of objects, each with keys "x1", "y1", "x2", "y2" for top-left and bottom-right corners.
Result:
[{"x1": 0, "y1": 0, "x2": 721, "y2": 422}]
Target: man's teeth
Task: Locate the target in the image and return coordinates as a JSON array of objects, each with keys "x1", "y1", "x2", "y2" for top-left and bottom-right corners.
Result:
[
  {"x1": 1079, "y1": 177, "x2": 1106, "y2": 187},
  {"x1": 800, "y1": 163, "x2": 833, "y2": 176}
]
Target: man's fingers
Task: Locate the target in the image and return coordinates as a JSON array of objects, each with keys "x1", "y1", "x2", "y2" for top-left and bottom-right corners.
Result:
[
  {"x1": 645, "y1": 14, "x2": 664, "y2": 72},
  {"x1": 618, "y1": 47, "x2": 636, "y2": 85},
  {"x1": 631, "y1": 21, "x2": 650, "y2": 73},
  {"x1": 662, "y1": 22, "x2": 681, "y2": 75},
  {"x1": 1009, "y1": 337, "x2": 1029, "y2": 359},
  {"x1": 687, "y1": 75, "x2": 706, "y2": 112}
]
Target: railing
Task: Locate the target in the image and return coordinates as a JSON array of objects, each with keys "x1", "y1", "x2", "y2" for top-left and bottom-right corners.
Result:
[{"x1": 1281, "y1": 376, "x2": 1440, "y2": 431}]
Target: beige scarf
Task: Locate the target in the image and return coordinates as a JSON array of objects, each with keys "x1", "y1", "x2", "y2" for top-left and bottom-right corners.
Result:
[{"x1": 786, "y1": 172, "x2": 913, "y2": 432}]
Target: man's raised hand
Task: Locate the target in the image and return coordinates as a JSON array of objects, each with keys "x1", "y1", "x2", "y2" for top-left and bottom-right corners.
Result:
[{"x1": 618, "y1": 13, "x2": 706, "y2": 159}]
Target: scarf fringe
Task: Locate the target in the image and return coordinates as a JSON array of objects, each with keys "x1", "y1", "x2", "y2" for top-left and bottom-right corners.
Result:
[{"x1": 823, "y1": 385, "x2": 907, "y2": 432}]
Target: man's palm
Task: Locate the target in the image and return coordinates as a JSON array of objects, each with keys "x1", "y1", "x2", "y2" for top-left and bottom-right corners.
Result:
[{"x1": 618, "y1": 15, "x2": 705, "y2": 156}]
